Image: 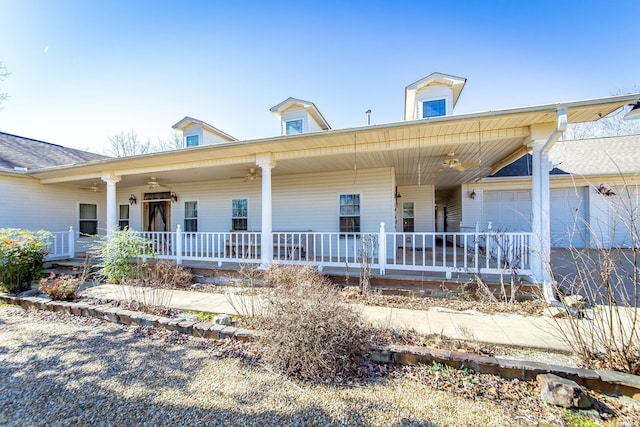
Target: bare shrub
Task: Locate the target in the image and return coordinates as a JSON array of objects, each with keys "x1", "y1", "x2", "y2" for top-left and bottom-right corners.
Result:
[
  {"x1": 258, "y1": 266, "x2": 370, "y2": 383},
  {"x1": 263, "y1": 263, "x2": 318, "y2": 290},
  {"x1": 224, "y1": 262, "x2": 265, "y2": 319},
  {"x1": 143, "y1": 261, "x2": 193, "y2": 289}
]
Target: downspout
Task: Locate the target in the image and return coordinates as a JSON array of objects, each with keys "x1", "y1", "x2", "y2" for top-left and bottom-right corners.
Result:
[
  {"x1": 542, "y1": 107, "x2": 568, "y2": 154},
  {"x1": 540, "y1": 108, "x2": 570, "y2": 307}
]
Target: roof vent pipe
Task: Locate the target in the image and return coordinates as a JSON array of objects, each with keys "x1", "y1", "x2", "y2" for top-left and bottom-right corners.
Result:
[{"x1": 365, "y1": 109, "x2": 371, "y2": 125}]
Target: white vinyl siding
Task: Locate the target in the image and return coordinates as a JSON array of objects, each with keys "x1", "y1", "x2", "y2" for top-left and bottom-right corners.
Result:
[
  {"x1": 272, "y1": 168, "x2": 394, "y2": 233},
  {"x1": 395, "y1": 185, "x2": 435, "y2": 233}
]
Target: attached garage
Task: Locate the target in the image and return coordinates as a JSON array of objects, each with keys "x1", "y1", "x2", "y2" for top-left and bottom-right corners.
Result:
[
  {"x1": 610, "y1": 186, "x2": 640, "y2": 248},
  {"x1": 484, "y1": 187, "x2": 588, "y2": 248}
]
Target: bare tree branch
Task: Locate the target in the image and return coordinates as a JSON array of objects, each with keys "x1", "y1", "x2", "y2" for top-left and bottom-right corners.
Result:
[
  {"x1": 0, "y1": 62, "x2": 10, "y2": 109},
  {"x1": 105, "y1": 130, "x2": 150, "y2": 157}
]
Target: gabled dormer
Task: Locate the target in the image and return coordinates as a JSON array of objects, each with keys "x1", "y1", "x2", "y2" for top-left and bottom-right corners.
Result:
[
  {"x1": 270, "y1": 97, "x2": 331, "y2": 135},
  {"x1": 172, "y1": 116, "x2": 237, "y2": 147},
  {"x1": 404, "y1": 73, "x2": 467, "y2": 120}
]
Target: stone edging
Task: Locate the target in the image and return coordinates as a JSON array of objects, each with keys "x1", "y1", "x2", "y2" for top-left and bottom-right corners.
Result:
[{"x1": 2, "y1": 293, "x2": 638, "y2": 401}]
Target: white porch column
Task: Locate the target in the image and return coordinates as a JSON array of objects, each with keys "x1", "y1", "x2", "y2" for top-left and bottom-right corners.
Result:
[
  {"x1": 102, "y1": 172, "x2": 121, "y2": 235},
  {"x1": 529, "y1": 141, "x2": 552, "y2": 288},
  {"x1": 257, "y1": 153, "x2": 276, "y2": 267}
]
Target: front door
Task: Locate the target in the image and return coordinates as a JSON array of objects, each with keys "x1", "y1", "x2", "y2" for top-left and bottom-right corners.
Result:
[{"x1": 143, "y1": 192, "x2": 172, "y2": 232}]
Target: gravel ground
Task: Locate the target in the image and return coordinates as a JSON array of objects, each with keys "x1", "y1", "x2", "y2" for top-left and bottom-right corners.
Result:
[
  {"x1": 2, "y1": 304, "x2": 639, "y2": 426},
  {"x1": 0, "y1": 304, "x2": 559, "y2": 427}
]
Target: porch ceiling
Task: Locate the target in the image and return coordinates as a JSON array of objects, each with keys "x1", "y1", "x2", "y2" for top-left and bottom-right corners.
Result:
[{"x1": 31, "y1": 94, "x2": 639, "y2": 190}]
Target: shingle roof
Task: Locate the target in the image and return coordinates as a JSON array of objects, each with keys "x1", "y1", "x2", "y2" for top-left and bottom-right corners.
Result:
[
  {"x1": 0, "y1": 132, "x2": 108, "y2": 172},
  {"x1": 548, "y1": 134, "x2": 640, "y2": 175},
  {"x1": 492, "y1": 153, "x2": 568, "y2": 177},
  {"x1": 493, "y1": 134, "x2": 640, "y2": 177}
]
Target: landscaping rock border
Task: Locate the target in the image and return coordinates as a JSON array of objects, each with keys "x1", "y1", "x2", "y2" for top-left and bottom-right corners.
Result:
[{"x1": 2, "y1": 292, "x2": 638, "y2": 402}]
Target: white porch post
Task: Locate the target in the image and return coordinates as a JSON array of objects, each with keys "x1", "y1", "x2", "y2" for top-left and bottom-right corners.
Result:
[
  {"x1": 378, "y1": 222, "x2": 387, "y2": 276},
  {"x1": 529, "y1": 141, "x2": 552, "y2": 288},
  {"x1": 257, "y1": 153, "x2": 276, "y2": 267},
  {"x1": 102, "y1": 172, "x2": 121, "y2": 235},
  {"x1": 528, "y1": 111, "x2": 566, "y2": 302}
]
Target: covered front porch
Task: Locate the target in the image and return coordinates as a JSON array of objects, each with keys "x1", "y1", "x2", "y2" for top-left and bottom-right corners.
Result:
[{"x1": 33, "y1": 95, "x2": 639, "y2": 291}]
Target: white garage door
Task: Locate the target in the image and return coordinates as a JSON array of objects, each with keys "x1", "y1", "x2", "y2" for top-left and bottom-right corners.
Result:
[
  {"x1": 610, "y1": 186, "x2": 640, "y2": 248},
  {"x1": 484, "y1": 187, "x2": 588, "y2": 248}
]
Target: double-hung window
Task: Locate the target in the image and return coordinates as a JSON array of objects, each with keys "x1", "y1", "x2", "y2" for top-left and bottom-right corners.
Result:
[
  {"x1": 339, "y1": 194, "x2": 360, "y2": 233},
  {"x1": 186, "y1": 135, "x2": 199, "y2": 147},
  {"x1": 232, "y1": 199, "x2": 248, "y2": 231},
  {"x1": 118, "y1": 205, "x2": 130, "y2": 229},
  {"x1": 422, "y1": 99, "x2": 446, "y2": 118},
  {"x1": 184, "y1": 201, "x2": 198, "y2": 232},
  {"x1": 285, "y1": 119, "x2": 303, "y2": 135},
  {"x1": 79, "y1": 203, "x2": 98, "y2": 236}
]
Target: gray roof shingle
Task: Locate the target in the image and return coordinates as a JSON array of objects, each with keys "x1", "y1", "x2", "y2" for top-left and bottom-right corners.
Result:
[{"x1": 0, "y1": 131, "x2": 108, "y2": 171}]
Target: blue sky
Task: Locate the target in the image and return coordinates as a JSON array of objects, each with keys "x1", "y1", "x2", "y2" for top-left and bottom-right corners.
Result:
[{"x1": 0, "y1": 0, "x2": 638, "y2": 153}]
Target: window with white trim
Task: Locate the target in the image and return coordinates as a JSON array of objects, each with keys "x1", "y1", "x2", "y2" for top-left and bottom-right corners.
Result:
[
  {"x1": 285, "y1": 119, "x2": 303, "y2": 135},
  {"x1": 422, "y1": 99, "x2": 446, "y2": 118},
  {"x1": 402, "y1": 202, "x2": 414, "y2": 232},
  {"x1": 79, "y1": 203, "x2": 98, "y2": 236},
  {"x1": 232, "y1": 199, "x2": 248, "y2": 231},
  {"x1": 339, "y1": 194, "x2": 360, "y2": 233},
  {"x1": 186, "y1": 135, "x2": 199, "y2": 147},
  {"x1": 184, "y1": 201, "x2": 198, "y2": 232},
  {"x1": 118, "y1": 204, "x2": 130, "y2": 229}
]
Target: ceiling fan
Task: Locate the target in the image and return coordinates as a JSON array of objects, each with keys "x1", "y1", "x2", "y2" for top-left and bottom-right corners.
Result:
[
  {"x1": 79, "y1": 182, "x2": 103, "y2": 192},
  {"x1": 244, "y1": 167, "x2": 260, "y2": 181},
  {"x1": 438, "y1": 152, "x2": 481, "y2": 172},
  {"x1": 147, "y1": 177, "x2": 171, "y2": 189}
]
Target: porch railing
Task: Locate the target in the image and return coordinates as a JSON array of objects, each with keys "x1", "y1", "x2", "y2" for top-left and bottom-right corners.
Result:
[
  {"x1": 134, "y1": 224, "x2": 532, "y2": 277},
  {"x1": 45, "y1": 227, "x2": 75, "y2": 260}
]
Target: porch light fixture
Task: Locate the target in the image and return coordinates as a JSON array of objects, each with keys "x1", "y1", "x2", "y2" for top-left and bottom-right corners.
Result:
[
  {"x1": 468, "y1": 190, "x2": 476, "y2": 200},
  {"x1": 128, "y1": 194, "x2": 137, "y2": 205},
  {"x1": 624, "y1": 102, "x2": 640, "y2": 121},
  {"x1": 170, "y1": 191, "x2": 178, "y2": 203}
]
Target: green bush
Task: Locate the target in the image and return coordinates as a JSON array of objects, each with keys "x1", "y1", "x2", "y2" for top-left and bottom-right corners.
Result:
[
  {"x1": 0, "y1": 228, "x2": 52, "y2": 293},
  {"x1": 92, "y1": 228, "x2": 155, "y2": 283}
]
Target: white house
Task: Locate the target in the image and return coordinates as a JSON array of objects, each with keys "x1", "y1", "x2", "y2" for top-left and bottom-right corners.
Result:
[{"x1": 1, "y1": 72, "x2": 639, "y2": 299}]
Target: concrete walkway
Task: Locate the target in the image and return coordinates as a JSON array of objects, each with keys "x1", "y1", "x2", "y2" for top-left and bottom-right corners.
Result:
[{"x1": 82, "y1": 284, "x2": 577, "y2": 352}]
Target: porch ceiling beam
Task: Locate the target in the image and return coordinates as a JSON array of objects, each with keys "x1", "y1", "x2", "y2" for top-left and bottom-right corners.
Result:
[
  {"x1": 38, "y1": 155, "x2": 257, "y2": 184},
  {"x1": 276, "y1": 127, "x2": 530, "y2": 161}
]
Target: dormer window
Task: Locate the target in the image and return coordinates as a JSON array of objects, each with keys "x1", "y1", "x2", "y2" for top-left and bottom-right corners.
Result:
[
  {"x1": 186, "y1": 135, "x2": 199, "y2": 147},
  {"x1": 285, "y1": 119, "x2": 304, "y2": 135},
  {"x1": 422, "y1": 99, "x2": 446, "y2": 118}
]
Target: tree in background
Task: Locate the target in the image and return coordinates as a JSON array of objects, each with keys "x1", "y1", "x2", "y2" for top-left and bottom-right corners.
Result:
[
  {"x1": 152, "y1": 131, "x2": 184, "y2": 152},
  {"x1": 0, "y1": 62, "x2": 9, "y2": 109},
  {"x1": 564, "y1": 93, "x2": 640, "y2": 139},
  {"x1": 106, "y1": 130, "x2": 150, "y2": 157}
]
